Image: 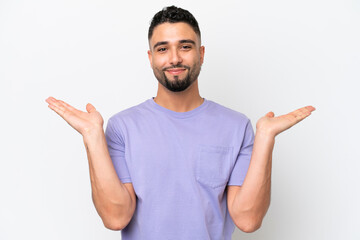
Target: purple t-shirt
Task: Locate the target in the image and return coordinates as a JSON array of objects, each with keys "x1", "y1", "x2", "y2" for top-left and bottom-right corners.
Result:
[{"x1": 105, "y1": 97, "x2": 254, "y2": 240}]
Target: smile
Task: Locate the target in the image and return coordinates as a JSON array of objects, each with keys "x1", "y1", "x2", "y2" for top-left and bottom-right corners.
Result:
[{"x1": 165, "y1": 68, "x2": 186, "y2": 75}]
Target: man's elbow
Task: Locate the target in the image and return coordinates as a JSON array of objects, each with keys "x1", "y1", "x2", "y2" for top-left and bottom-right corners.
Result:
[
  {"x1": 103, "y1": 216, "x2": 131, "y2": 231},
  {"x1": 100, "y1": 209, "x2": 134, "y2": 231},
  {"x1": 234, "y1": 218, "x2": 263, "y2": 233},
  {"x1": 93, "y1": 196, "x2": 136, "y2": 231},
  {"x1": 103, "y1": 222, "x2": 123, "y2": 231}
]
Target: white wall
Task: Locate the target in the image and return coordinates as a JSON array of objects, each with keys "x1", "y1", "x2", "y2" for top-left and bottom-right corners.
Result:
[{"x1": 1, "y1": 0, "x2": 359, "y2": 239}]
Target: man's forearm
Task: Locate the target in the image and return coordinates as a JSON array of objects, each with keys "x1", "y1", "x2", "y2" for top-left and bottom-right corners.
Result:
[
  {"x1": 83, "y1": 128, "x2": 135, "y2": 230},
  {"x1": 229, "y1": 131, "x2": 274, "y2": 231},
  {"x1": 229, "y1": 106, "x2": 315, "y2": 232}
]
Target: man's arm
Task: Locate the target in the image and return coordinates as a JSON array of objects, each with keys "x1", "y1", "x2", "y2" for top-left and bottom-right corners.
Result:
[
  {"x1": 46, "y1": 97, "x2": 136, "y2": 230},
  {"x1": 227, "y1": 106, "x2": 315, "y2": 233}
]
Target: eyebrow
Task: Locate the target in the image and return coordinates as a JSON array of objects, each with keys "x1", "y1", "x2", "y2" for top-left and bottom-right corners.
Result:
[
  {"x1": 179, "y1": 39, "x2": 196, "y2": 45},
  {"x1": 153, "y1": 41, "x2": 168, "y2": 49},
  {"x1": 152, "y1": 39, "x2": 196, "y2": 49}
]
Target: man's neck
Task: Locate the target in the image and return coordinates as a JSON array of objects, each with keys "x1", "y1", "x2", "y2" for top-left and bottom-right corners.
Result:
[{"x1": 153, "y1": 80, "x2": 204, "y2": 112}]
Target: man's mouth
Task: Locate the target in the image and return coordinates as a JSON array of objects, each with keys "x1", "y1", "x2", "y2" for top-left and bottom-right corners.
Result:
[{"x1": 165, "y1": 68, "x2": 186, "y2": 75}]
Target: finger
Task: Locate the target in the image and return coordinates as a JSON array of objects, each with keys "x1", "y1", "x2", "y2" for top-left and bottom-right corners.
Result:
[
  {"x1": 47, "y1": 100, "x2": 67, "y2": 116},
  {"x1": 45, "y1": 96, "x2": 57, "y2": 105},
  {"x1": 265, "y1": 111, "x2": 275, "y2": 118},
  {"x1": 297, "y1": 106, "x2": 316, "y2": 115},
  {"x1": 58, "y1": 100, "x2": 77, "y2": 112},
  {"x1": 46, "y1": 97, "x2": 73, "y2": 118},
  {"x1": 47, "y1": 96, "x2": 81, "y2": 112},
  {"x1": 57, "y1": 100, "x2": 85, "y2": 116},
  {"x1": 86, "y1": 103, "x2": 96, "y2": 113},
  {"x1": 288, "y1": 106, "x2": 315, "y2": 123},
  {"x1": 305, "y1": 105, "x2": 316, "y2": 112},
  {"x1": 46, "y1": 96, "x2": 63, "y2": 107},
  {"x1": 47, "y1": 103, "x2": 66, "y2": 118}
]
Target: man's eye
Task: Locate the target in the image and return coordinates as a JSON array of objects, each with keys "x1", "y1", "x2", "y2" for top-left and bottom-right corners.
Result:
[
  {"x1": 158, "y1": 47, "x2": 167, "y2": 52},
  {"x1": 182, "y1": 45, "x2": 192, "y2": 50}
]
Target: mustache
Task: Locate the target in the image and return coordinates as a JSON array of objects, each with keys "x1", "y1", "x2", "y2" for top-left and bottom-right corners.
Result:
[{"x1": 162, "y1": 64, "x2": 190, "y2": 71}]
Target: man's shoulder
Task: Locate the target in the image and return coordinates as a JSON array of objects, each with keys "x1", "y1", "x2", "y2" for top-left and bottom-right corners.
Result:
[
  {"x1": 108, "y1": 98, "x2": 151, "y2": 123},
  {"x1": 207, "y1": 99, "x2": 250, "y2": 123}
]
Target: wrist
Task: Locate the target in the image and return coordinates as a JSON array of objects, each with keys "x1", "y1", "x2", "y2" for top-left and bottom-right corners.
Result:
[
  {"x1": 255, "y1": 128, "x2": 276, "y2": 140},
  {"x1": 82, "y1": 125, "x2": 104, "y2": 143},
  {"x1": 254, "y1": 130, "x2": 276, "y2": 151}
]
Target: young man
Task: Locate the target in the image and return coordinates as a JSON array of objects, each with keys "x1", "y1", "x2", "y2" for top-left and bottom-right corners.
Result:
[{"x1": 46, "y1": 6, "x2": 315, "y2": 240}]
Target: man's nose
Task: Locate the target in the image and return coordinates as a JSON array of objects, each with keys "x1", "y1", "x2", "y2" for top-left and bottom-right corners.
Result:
[{"x1": 169, "y1": 49, "x2": 182, "y2": 66}]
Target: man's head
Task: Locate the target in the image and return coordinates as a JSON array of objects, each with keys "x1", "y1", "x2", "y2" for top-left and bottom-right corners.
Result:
[
  {"x1": 148, "y1": 6, "x2": 201, "y2": 43},
  {"x1": 147, "y1": 6, "x2": 204, "y2": 92}
]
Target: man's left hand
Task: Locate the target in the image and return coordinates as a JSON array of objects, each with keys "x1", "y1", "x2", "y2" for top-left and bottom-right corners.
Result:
[{"x1": 256, "y1": 106, "x2": 316, "y2": 137}]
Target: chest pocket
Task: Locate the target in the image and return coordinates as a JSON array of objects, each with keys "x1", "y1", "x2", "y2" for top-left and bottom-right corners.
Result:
[{"x1": 196, "y1": 145, "x2": 233, "y2": 189}]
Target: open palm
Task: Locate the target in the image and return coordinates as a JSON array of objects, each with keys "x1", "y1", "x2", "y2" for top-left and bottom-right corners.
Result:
[
  {"x1": 45, "y1": 97, "x2": 104, "y2": 136},
  {"x1": 256, "y1": 106, "x2": 316, "y2": 137}
]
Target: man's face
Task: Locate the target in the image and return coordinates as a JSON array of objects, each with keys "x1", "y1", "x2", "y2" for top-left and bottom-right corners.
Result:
[{"x1": 148, "y1": 22, "x2": 204, "y2": 92}]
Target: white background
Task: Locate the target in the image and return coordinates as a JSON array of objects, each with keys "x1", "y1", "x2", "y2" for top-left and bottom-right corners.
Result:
[{"x1": 1, "y1": 0, "x2": 359, "y2": 239}]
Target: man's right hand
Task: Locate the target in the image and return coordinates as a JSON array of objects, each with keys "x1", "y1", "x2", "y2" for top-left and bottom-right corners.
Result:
[{"x1": 45, "y1": 96, "x2": 104, "y2": 136}]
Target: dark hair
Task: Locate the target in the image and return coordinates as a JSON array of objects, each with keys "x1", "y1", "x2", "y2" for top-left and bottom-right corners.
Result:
[{"x1": 148, "y1": 6, "x2": 201, "y2": 41}]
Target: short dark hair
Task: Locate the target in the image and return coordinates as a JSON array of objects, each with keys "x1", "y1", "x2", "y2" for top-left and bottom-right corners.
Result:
[{"x1": 148, "y1": 6, "x2": 201, "y2": 41}]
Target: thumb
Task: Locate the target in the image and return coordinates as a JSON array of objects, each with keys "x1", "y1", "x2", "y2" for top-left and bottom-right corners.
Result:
[
  {"x1": 86, "y1": 103, "x2": 96, "y2": 113},
  {"x1": 266, "y1": 111, "x2": 275, "y2": 118}
]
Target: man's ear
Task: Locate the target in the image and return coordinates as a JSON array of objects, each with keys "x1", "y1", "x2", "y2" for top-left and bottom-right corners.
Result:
[
  {"x1": 147, "y1": 50, "x2": 153, "y2": 67},
  {"x1": 200, "y1": 46, "x2": 205, "y2": 65}
]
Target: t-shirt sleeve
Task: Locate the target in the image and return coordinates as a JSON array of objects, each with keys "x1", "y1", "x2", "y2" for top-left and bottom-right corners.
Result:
[
  {"x1": 105, "y1": 117, "x2": 132, "y2": 183},
  {"x1": 227, "y1": 119, "x2": 255, "y2": 186}
]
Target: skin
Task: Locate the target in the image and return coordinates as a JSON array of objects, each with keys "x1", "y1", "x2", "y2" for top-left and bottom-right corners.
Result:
[
  {"x1": 148, "y1": 22, "x2": 205, "y2": 112},
  {"x1": 45, "y1": 22, "x2": 315, "y2": 232}
]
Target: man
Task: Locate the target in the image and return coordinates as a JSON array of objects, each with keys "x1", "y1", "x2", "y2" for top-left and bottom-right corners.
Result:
[{"x1": 45, "y1": 6, "x2": 315, "y2": 240}]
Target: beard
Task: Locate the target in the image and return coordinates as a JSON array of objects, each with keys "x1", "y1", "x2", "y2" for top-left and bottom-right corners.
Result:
[{"x1": 153, "y1": 62, "x2": 201, "y2": 92}]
